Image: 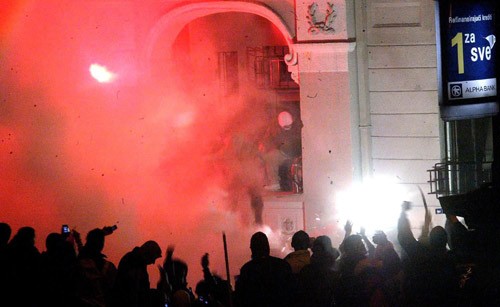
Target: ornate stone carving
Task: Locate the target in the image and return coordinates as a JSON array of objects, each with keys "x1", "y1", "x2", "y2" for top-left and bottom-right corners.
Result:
[
  {"x1": 282, "y1": 218, "x2": 295, "y2": 233},
  {"x1": 284, "y1": 48, "x2": 299, "y2": 84},
  {"x1": 306, "y1": 2, "x2": 336, "y2": 35}
]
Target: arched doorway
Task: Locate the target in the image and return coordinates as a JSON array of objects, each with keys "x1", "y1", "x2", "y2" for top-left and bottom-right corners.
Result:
[
  {"x1": 144, "y1": 1, "x2": 296, "y2": 80},
  {"x1": 141, "y1": 2, "x2": 305, "y2": 260}
]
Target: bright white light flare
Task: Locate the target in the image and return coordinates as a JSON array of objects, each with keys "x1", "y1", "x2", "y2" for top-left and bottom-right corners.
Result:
[
  {"x1": 335, "y1": 176, "x2": 408, "y2": 234},
  {"x1": 89, "y1": 64, "x2": 116, "y2": 83}
]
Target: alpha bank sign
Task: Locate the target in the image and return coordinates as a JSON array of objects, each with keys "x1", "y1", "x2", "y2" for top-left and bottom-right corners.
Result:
[
  {"x1": 449, "y1": 79, "x2": 496, "y2": 100},
  {"x1": 437, "y1": 0, "x2": 498, "y2": 120},
  {"x1": 447, "y1": 6, "x2": 496, "y2": 100}
]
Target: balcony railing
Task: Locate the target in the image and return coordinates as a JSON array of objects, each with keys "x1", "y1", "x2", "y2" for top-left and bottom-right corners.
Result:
[{"x1": 428, "y1": 161, "x2": 493, "y2": 198}]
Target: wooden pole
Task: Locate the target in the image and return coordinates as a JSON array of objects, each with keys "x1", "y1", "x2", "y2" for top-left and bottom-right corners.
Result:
[
  {"x1": 223, "y1": 232, "x2": 231, "y2": 284},
  {"x1": 223, "y1": 232, "x2": 233, "y2": 307}
]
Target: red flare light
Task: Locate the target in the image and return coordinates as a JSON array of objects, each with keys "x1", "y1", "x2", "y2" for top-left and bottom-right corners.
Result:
[{"x1": 89, "y1": 63, "x2": 115, "y2": 83}]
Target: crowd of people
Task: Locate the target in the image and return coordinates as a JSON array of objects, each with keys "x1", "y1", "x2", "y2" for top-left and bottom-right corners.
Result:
[{"x1": 0, "y1": 201, "x2": 499, "y2": 307}]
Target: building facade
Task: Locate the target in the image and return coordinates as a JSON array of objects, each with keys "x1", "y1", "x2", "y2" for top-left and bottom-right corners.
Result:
[
  {"x1": 136, "y1": 0, "x2": 445, "y2": 236},
  {"x1": 2, "y1": 0, "x2": 498, "y2": 280}
]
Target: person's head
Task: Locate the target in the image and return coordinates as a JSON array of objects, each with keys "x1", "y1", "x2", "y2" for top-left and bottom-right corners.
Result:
[
  {"x1": 45, "y1": 232, "x2": 76, "y2": 260},
  {"x1": 140, "y1": 240, "x2": 162, "y2": 264},
  {"x1": 311, "y1": 235, "x2": 340, "y2": 260},
  {"x1": 164, "y1": 256, "x2": 189, "y2": 291},
  {"x1": 372, "y1": 231, "x2": 387, "y2": 245},
  {"x1": 429, "y1": 226, "x2": 448, "y2": 250},
  {"x1": 250, "y1": 231, "x2": 270, "y2": 259},
  {"x1": 0, "y1": 223, "x2": 11, "y2": 246},
  {"x1": 291, "y1": 230, "x2": 310, "y2": 251},
  {"x1": 278, "y1": 111, "x2": 293, "y2": 130},
  {"x1": 45, "y1": 232, "x2": 64, "y2": 252},
  {"x1": 85, "y1": 228, "x2": 105, "y2": 252},
  {"x1": 166, "y1": 259, "x2": 189, "y2": 289},
  {"x1": 195, "y1": 280, "x2": 210, "y2": 301},
  {"x1": 342, "y1": 234, "x2": 367, "y2": 256},
  {"x1": 10, "y1": 226, "x2": 36, "y2": 247}
]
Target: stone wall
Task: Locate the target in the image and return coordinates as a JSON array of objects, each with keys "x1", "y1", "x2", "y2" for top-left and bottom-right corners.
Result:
[{"x1": 361, "y1": 0, "x2": 444, "y2": 222}]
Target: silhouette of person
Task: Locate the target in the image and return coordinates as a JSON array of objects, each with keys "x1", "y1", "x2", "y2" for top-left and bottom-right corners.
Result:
[
  {"x1": 0, "y1": 223, "x2": 11, "y2": 251},
  {"x1": 235, "y1": 232, "x2": 295, "y2": 307},
  {"x1": 296, "y1": 235, "x2": 340, "y2": 307},
  {"x1": 398, "y1": 202, "x2": 459, "y2": 306},
  {"x1": 39, "y1": 232, "x2": 78, "y2": 306},
  {"x1": 4, "y1": 226, "x2": 41, "y2": 306},
  {"x1": 217, "y1": 130, "x2": 265, "y2": 225},
  {"x1": 261, "y1": 110, "x2": 303, "y2": 192},
  {"x1": 158, "y1": 245, "x2": 195, "y2": 307},
  {"x1": 284, "y1": 230, "x2": 311, "y2": 275},
  {"x1": 366, "y1": 230, "x2": 402, "y2": 280},
  {"x1": 111, "y1": 240, "x2": 162, "y2": 307},
  {"x1": 75, "y1": 228, "x2": 117, "y2": 307},
  {"x1": 337, "y1": 222, "x2": 393, "y2": 307},
  {"x1": 194, "y1": 253, "x2": 231, "y2": 307},
  {"x1": 0, "y1": 222, "x2": 12, "y2": 299}
]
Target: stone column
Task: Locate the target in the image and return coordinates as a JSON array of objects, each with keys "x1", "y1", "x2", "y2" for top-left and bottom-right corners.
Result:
[{"x1": 289, "y1": 0, "x2": 360, "y2": 238}]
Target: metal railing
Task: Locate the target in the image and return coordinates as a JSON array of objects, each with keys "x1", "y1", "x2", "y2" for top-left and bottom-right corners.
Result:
[{"x1": 428, "y1": 161, "x2": 492, "y2": 198}]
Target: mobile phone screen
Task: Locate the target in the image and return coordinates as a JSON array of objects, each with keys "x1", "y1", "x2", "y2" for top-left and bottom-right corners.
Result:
[{"x1": 62, "y1": 225, "x2": 70, "y2": 234}]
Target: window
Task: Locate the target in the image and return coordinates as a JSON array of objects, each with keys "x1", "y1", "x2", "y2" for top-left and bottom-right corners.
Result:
[
  {"x1": 218, "y1": 51, "x2": 239, "y2": 96},
  {"x1": 247, "y1": 46, "x2": 298, "y2": 90}
]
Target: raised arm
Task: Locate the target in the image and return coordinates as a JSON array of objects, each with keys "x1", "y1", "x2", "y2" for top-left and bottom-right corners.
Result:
[
  {"x1": 398, "y1": 202, "x2": 418, "y2": 253},
  {"x1": 339, "y1": 220, "x2": 353, "y2": 254},
  {"x1": 445, "y1": 214, "x2": 470, "y2": 258},
  {"x1": 359, "y1": 227, "x2": 375, "y2": 258},
  {"x1": 417, "y1": 186, "x2": 432, "y2": 244}
]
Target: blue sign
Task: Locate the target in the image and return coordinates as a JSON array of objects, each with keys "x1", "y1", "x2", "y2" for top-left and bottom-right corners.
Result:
[{"x1": 446, "y1": 2, "x2": 496, "y2": 100}]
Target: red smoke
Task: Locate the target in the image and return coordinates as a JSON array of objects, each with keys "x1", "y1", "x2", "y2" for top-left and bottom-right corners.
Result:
[{"x1": 1, "y1": 1, "x2": 288, "y2": 286}]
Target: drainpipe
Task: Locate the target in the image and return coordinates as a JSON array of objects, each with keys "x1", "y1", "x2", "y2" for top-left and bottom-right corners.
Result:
[{"x1": 355, "y1": 0, "x2": 372, "y2": 179}]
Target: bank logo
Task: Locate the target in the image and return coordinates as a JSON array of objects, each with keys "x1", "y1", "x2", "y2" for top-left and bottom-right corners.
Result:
[{"x1": 450, "y1": 83, "x2": 463, "y2": 98}]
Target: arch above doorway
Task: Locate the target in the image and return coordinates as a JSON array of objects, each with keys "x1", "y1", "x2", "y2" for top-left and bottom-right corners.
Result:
[{"x1": 144, "y1": 1, "x2": 298, "y2": 82}]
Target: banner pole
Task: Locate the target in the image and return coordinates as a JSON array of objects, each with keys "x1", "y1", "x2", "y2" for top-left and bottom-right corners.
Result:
[{"x1": 223, "y1": 232, "x2": 233, "y2": 307}]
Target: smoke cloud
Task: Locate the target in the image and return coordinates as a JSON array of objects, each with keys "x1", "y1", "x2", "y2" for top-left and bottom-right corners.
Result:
[{"x1": 1, "y1": 2, "x2": 289, "y2": 286}]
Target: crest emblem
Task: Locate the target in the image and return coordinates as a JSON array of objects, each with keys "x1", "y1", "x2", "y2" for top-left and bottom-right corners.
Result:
[
  {"x1": 282, "y1": 218, "x2": 295, "y2": 233},
  {"x1": 307, "y1": 2, "x2": 336, "y2": 35}
]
